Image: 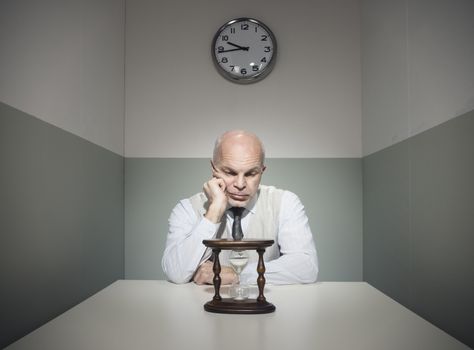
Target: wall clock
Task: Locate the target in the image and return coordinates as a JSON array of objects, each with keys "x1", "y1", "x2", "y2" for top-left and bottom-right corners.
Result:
[{"x1": 212, "y1": 18, "x2": 277, "y2": 84}]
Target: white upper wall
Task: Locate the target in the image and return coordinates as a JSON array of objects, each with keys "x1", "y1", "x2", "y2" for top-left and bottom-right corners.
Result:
[
  {"x1": 3, "y1": 0, "x2": 470, "y2": 158},
  {"x1": 362, "y1": 0, "x2": 474, "y2": 156},
  {"x1": 0, "y1": 0, "x2": 125, "y2": 155},
  {"x1": 125, "y1": 0, "x2": 361, "y2": 158}
]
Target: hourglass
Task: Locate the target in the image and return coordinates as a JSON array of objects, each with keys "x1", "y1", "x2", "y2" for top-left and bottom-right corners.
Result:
[
  {"x1": 229, "y1": 250, "x2": 249, "y2": 300},
  {"x1": 202, "y1": 239, "x2": 276, "y2": 314}
]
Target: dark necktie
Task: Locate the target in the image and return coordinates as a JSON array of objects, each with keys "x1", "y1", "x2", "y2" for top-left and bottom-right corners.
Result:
[{"x1": 231, "y1": 207, "x2": 245, "y2": 240}]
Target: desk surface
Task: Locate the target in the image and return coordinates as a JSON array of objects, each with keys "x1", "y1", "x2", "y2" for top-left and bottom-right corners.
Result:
[{"x1": 7, "y1": 281, "x2": 468, "y2": 350}]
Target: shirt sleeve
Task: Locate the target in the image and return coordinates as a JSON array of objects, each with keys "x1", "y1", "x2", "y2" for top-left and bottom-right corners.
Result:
[
  {"x1": 161, "y1": 199, "x2": 220, "y2": 283},
  {"x1": 240, "y1": 191, "x2": 319, "y2": 285}
]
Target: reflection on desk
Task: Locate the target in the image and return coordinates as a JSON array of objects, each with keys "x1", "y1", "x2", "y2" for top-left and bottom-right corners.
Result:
[{"x1": 6, "y1": 280, "x2": 469, "y2": 350}]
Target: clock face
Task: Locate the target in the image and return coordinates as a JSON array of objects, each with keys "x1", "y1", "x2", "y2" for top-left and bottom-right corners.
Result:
[{"x1": 212, "y1": 18, "x2": 277, "y2": 84}]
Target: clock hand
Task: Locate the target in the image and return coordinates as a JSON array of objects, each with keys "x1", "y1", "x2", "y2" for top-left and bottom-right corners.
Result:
[
  {"x1": 218, "y1": 47, "x2": 248, "y2": 53},
  {"x1": 227, "y1": 42, "x2": 249, "y2": 51}
]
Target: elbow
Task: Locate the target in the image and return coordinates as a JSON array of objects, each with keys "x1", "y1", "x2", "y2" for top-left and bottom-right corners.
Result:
[
  {"x1": 166, "y1": 274, "x2": 192, "y2": 284},
  {"x1": 161, "y1": 255, "x2": 193, "y2": 284},
  {"x1": 306, "y1": 263, "x2": 319, "y2": 284},
  {"x1": 300, "y1": 255, "x2": 319, "y2": 284},
  {"x1": 163, "y1": 265, "x2": 192, "y2": 284}
]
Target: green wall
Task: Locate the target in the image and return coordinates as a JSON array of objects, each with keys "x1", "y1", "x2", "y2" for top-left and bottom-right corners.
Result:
[
  {"x1": 125, "y1": 158, "x2": 363, "y2": 281},
  {"x1": 363, "y1": 109, "x2": 474, "y2": 347},
  {"x1": 0, "y1": 102, "x2": 124, "y2": 348},
  {"x1": 2, "y1": 99, "x2": 473, "y2": 348}
]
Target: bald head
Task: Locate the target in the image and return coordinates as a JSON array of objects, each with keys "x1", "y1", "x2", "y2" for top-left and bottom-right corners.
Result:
[
  {"x1": 213, "y1": 130, "x2": 265, "y2": 167},
  {"x1": 211, "y1": 130, "x2": 266, "y2": 207}
]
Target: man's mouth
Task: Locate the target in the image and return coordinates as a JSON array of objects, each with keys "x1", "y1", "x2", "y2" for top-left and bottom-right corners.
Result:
[{"x1": 228, "y1": 193, "x2": 248, "y2": 201}]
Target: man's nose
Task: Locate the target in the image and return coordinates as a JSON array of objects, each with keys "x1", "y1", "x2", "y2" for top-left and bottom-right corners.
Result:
[{"x1": 234, "y1": 174, "x2": 246, "y2": 189}]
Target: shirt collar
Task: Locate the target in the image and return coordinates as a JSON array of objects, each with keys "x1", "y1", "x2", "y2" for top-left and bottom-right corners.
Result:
[
  {"x1": 245, "y1": 190, "x2": 258, "y2": 214},
  {"x1": 227, "y1": 187, "x2": 259, "y2": 215}
]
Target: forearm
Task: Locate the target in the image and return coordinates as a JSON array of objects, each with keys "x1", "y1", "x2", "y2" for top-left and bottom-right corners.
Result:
[
  {"x1": 240, "y1": 252, "x2": 318, "y2": 285},
  {"x1": 162, "y1": 211, "x2": 219, "y2": 283},
  {"x1": 239, "y1": 190, "x2": 318, "y2": 285}
]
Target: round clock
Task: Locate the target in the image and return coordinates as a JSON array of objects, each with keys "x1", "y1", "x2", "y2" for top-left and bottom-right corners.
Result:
[{"x1": 212, "y1": 18, "x2": 277, "y2": 84}]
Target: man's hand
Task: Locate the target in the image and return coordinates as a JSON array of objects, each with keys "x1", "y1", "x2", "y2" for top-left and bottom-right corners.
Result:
[
  {"x1": 203, "y1": 177, "x2": 228, "y2": 223},
  {"x1": 193, "y1": 261, "x2": 237, "y2": 285}
]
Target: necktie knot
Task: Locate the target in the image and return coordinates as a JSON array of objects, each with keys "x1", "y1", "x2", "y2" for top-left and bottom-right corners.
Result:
[
  {"x1": 231, "y1": 207, "x2": 245, "y2": 217},
  {"x1": 230, "y1": 207, "x2": 245, "y2": 240}
]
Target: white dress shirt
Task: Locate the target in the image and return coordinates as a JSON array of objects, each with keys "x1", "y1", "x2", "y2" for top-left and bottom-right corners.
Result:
[{"x1": 162, "y1": 189, "x2": 318, "y2": 285}]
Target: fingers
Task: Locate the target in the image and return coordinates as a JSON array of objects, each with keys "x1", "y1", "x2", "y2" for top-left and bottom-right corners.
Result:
[
  {"x1": 204, "y1": 177, "x2": 226, "y2": 192},
  {"x1": 203, "y1": 177, "x2": 228, "y2": 223},
  {"x1": 215, "y1": 177, "x2": 226, "y2": 190},
  {"x1": 193, "y1": 262, "x2": 238, "y2": 286},
  {"x1": 193, "y1": 261, "x2": 214, "y2": 285},
  {"x1": 220, "y1": 266, "x2": 238, "y2": 285},
  {"x1": 203, "y1": 178, "x2": 227, "y2": 206}
]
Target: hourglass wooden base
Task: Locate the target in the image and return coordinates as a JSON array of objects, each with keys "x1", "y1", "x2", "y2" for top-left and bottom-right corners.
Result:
[
  {"x1": 202, "y1": 239, "x2": 276, "y2": 314},
  {"x1": 204, "y1": 298, "x2": 275, "y2": 314}
]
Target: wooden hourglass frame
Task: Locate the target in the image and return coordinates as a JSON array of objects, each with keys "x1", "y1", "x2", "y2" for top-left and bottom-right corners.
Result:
[{"x1": 202, "y1": 239, "x2": 276, "y2": 314}]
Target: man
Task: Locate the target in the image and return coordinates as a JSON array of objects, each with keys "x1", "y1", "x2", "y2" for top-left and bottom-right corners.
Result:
[{"x1": 162, "y1": 130, "x2": 318, "y2": 285}]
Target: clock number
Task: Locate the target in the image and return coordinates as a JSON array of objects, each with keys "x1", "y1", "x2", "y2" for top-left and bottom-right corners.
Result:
[
  {"x1": 221, "y1": 57, "x2": 228, "y2": 63},
  {"x1": 261, "y1": 57, "x2": 267, "y2": 63},
  {"x1": 261, "y1": 35, "x2": 268, "y2": 41},
  {"x1": 218, "y1": 46, "x2": 224, "y2": 53},
  {"x1": 264, "y1": 46, "x2": 271, "y2": 52},
  {"x1": 252, "y1": 66, "x2": 259, "y2": 72},
  {"x1": 222, "y1": 35, "x2": 229, "y2": 41},
  {"x1": 230, "y1": 28, "x2": 235, "y2": 34},
  {"x1": 230, "y1": 65, "x2": 236, "y2": 71},
  {"x1": 241, "y1": 68, "x2": 247, "y2": 75},
  {"x1": 241, "y1": 23, "x2": 249, "y2": 30}
]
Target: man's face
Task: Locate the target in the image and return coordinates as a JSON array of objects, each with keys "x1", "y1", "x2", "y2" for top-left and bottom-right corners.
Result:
[{"x1": 212, "y1": 137, "x2": 265, "y2": 208}]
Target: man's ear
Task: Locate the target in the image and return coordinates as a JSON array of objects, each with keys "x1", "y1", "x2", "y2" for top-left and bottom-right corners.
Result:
[{"x1": 210, "y1": 160, "x2": 218, "y2": 176}]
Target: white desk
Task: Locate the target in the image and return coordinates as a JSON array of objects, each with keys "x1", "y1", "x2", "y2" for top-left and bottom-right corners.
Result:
[{"x1": 7, "y1": 281, "x2": 469, "y2": 350}]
